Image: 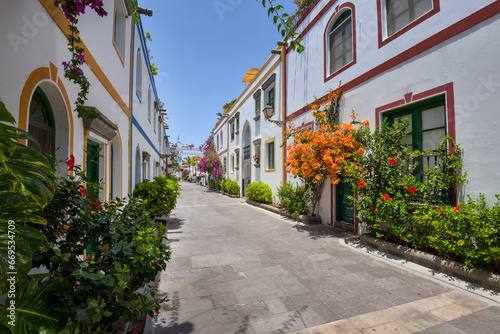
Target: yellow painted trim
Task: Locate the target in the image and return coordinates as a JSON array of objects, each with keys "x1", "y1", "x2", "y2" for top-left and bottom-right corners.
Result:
[
  {"x1": 115, "y1": 128, "x2": 124, "y2": 199},
  {"x1": 19, "y1": 66, "x2": 75, "y2": 172},
  {"x1": 111, "y1": 0, "x2": 126, "y2": 67},
  {"x1": 223, "y1": 56, "x2": 281, "y2": 122},
  {"x1": 39, "y1": 0, "x2": 131, "y2": 118},
  {"x1": 49, "y1": 62, "x2": 58, "y2": 83},
  {"x1": 265, "y1": 137, "x2": 276, "y2": 173},
  {"x1": 281, "y1": 45, "x2": 287, "y2": 186},
  {"x1": 19, "y1": 67, "x2": 50, "y2": 136},
  {"x1": 83, "y1": 129, "x2": 89, "y2": 188},
  {"x1": 128, "y1": 20, "x2": 134, "y2": 195}
]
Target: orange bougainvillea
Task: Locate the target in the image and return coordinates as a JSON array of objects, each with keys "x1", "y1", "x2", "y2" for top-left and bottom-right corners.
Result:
[{"x1": 284, "y1": 84, "x2": 368, "y2": 215}]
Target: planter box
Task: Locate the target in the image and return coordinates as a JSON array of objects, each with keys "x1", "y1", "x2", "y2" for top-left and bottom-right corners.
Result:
[
  {"x1": 246, "y1": 199, "x2": 321, "y2": 225},
  {"x1": 361, "y1": 234, "x2": 500, "y2": 292}
]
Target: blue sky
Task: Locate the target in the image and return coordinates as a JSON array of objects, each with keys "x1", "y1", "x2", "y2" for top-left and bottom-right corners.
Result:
[{"x1": 139, "y1": 0, "x2": 295, "y2": 153}]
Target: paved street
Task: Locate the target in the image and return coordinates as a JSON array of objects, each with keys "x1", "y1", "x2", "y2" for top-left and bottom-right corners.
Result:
[{"x1": 150, "y1": 182, "x2": 500, "y2": 334}]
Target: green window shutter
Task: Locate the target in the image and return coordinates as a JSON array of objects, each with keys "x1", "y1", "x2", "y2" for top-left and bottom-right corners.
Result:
[{"x1": 86, "y1": 140, "x2": 100, "y2": 187}]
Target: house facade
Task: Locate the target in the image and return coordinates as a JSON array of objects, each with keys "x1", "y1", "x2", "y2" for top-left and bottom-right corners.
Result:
[
  {"x1": 213, "y1": 52, "x2": 285, "y2": 197},
  {"x1": 0, "y1": 1, "x2": 167, "y2": 200},
  {"x1": 210, "y1": 0, "x2": 500, "y2": 233},
  {"x1": 130, "y1": 18, "x2": 168, "y2": 191}
]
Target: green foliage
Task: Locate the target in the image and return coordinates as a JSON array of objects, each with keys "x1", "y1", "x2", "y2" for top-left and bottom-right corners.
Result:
[
  {"x1": 0, "y1": 274, "x2": 71, "y2": 333},
  {"x1": 29, "y1": 166, "x2": 170, "y2": 333},
  {"x1": 224, "y1": 180, "x2": 240, "y2": 196},
  {"x1": 0, "y1": 101, "x2": 55, "y2": 295},
  {"x1": 276, "y1": 182, "x2": 309, "y2": 216},
  {"x1": 246, "y1": 182, "x2": 273, "y2": 204},
  {"x1": 133, "y1": 175, "x2": 180, "y2": 218},
  {"x1": 208, "y1": 179, "x2": 216, "y2": 189},
  {"x1": 346, "y1": 119, "x2": 500, "y2": 272},
  {"x1": 258, "y1": 0, "x2": 307, "y2": 53}
]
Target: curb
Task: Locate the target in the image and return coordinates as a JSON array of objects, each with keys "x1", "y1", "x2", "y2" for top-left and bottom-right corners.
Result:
[
  {"x1": 361, "y1": 234, "x2": 500, "y2": 292},
  {"x1": 246, "y1": 199, "x2": 321, "y2": 224}
]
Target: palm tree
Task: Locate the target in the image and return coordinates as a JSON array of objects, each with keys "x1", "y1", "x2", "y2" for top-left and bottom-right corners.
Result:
[{"x1": 182, "y1": 156, "x2": 195, "y2": 180}]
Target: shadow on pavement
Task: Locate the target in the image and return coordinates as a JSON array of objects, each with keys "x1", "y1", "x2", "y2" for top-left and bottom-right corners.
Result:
[
  {"x1": 166, "y1": 217, "x2": 185, "y2": 231},
  {"x1": 292, "y1": 223, "x2": 349, "y2": 240}
]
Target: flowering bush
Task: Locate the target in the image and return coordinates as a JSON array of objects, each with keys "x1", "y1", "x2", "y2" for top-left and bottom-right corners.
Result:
[
  {"x1": 25, "y1": 163, "x2": 170, "y2": 333},
  {"x1": 246, "y1": 182, "x2": 273, "y2": 204},
  {"x1": 199, "y1": 138, "x2": 223, "y2": 181},
  {"x1": 285, "y1": 86, "x2": 365, "y2": 216}
]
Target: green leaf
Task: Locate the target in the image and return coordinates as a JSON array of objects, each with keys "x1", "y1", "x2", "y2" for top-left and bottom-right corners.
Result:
[
  {"x1": 75, "y1": 308, "x2": 92, "y2": 321},
  {"x1": 0, "y1": 274, "x2": 71, "y2": 333},
  {"x1": 0, "y1": 222, "x2": 46, "y2": 295},
  {"x1": 0, "y1": 100, "x2": 15, "y2": 124}
]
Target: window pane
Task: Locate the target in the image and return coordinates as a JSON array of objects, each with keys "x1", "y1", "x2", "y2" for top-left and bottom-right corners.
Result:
[
  {"x1": 395, "y1": 114, "x2": 412, "y2": 132},
  {"x1": 414, "y1": 0, "x2": 433, "y2": 19},
  {"x1": 422, "y1": 128, "x2": 445, "y2": 151},
  {"x1": 422, "y1": 106, "x2": 445, "y2": 130},
  {"x1": 387, "y1": 0, "x2": 433, "y2": 36},
  {"x1": 267, "y1": 142, "x2": 275, "y2": 170},
  {"x1": 329, "y1": 14, "x2": 352, "y2": 74}
]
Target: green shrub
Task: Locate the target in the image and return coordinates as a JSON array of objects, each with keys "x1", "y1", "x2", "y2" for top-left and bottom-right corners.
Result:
[
  {"x1": 224, "y1": 180, "x2": 240, "y2": 196},
  {"x1": 277, "y1": 182, "x2": 309, "y2": 216},
  {"x1": 133, "y1": 175, "x2": 180, "y2": 218},
  {"x1": 208, "y1": 179, "x2": 216, "y2": 189},
  {"x1": 246, "y1": 181, "x2": 272, "y2": 204}
]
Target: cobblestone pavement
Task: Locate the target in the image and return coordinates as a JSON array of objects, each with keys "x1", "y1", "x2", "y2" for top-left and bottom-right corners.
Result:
[{"x1": 148, "y1": 182, "x2": 500, "y2": 334}]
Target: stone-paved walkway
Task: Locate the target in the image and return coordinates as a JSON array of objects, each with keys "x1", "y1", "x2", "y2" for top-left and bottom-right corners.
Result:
[{"x1": 149, "y1": 182, "x2": 500, "y2": 334}]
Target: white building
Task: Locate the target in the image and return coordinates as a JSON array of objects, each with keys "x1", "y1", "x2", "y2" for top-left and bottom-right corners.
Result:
[
  {"x1": 284, "y1": 0, "x2": 500, "y2": 232},
  {"x1": 130, "y1": 18, "x2": 168, "y2": 191},
  {"x1": 213, "y1": 51, "x2": 285, "y2": 197},
  {"x1": 0, "y1": 1, "x2": 167, "y2": 200}
]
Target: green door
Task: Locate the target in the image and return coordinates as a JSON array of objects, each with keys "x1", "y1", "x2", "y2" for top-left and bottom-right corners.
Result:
[
  {"x1": 336, "y1": 181, "x2": 354, "y2": 225},
  {"x1": 86, "y1": 140, "x2": 100, "y2": 185}
]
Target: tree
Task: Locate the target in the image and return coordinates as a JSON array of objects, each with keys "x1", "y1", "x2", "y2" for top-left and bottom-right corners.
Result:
[
  {"x1": 285, "y1": 87, "x2": 366, "y2": 216},
  {"x1": 199, "y1": 138, "x2": 223, "y2": 180}
]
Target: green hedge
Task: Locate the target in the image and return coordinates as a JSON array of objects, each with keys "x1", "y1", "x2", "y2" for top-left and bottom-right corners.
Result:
[
  {"x1": 224, "y1": 180, "x2": 240, "y2": 196},
  {"x1": 133, "y1": 175, "x2": 180, "y2": 218},
  {"x1": 276, "y1": 182, "x2": 309, "y2": 216},
  {"x1": 246, "y1": 181, "x2": 272, "y2": 204}
]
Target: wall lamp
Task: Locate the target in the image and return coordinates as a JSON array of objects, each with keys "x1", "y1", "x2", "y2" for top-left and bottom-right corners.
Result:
[
  {"x1": 271, "y1": 49, "x2": 282, "y2": 55},
  {"x1": 277, "y1": 41, "x2": 288, "y2": 47},
  {"x1": 262, "y1": 105, "x2": 283, "y2": 127},
  {"x1": 137, "y1": 6, "x2": 153, "y2": 17}
]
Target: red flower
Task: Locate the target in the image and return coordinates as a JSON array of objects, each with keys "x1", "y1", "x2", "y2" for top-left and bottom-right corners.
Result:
[
  {"x1": 389, "y1": 158, "x2": 396, "y2": 165},
  {"x1": 154, "y1": 260, "x2": 158, "y2": 265},
  {"x1": 90, "y1": 200, "x2": 102, "y2": 211},
  {"x1": 359, "y1": 182, "x2": 366, "y2": 188},
  {"x1": 408, "y1": 187, "x2": 416, "y2": 194},
  {"x1": 436, "y1": 207, "x2": 441, "y2": 211},
  {"x1": 80, "y1": 188, "x2": 88, "y2": 197},
  {"x1": 67, "y1": 154, "x2": 75, "y2": 171},
  {"x1": 155, "y1": 308, "x2": 159, "y2": 315},
  {"x1": 372, "y1": 206, "x2": 376, "y2": 212},
  {"x1": 454, "y1": 207, "x2": 460, "y2": 212},
  {"x1": 383, "y1": 194, "x2": 390, "y2": 201},
  {"x1": 131, "y1": 325, "x2": 138, "y2": 334}
]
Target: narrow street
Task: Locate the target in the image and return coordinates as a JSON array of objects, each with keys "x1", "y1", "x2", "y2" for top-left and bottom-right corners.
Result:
[{"x1": 150, "y1": 182, "x2": 500, "y2": 334}]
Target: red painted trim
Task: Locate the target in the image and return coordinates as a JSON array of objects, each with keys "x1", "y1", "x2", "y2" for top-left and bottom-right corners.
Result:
[
  {"x1": 218, "y1": 149, "x2": 229, "y2": 156},
  {"x1": 286, "y1": 0, "x2": 339, "y2": 54},
  {"x1": 330, "y1": 183, "x2": 334, "y2": 226},
  {"x1": 375, "y1": 82, "x2": 457, "y2": 204},
  {"x1": 295, "y1": 121, "x2": 315, "y2": 131},
  {"x1": 377, "y1": 0, "x2": 440, "y2": 48},
  {"x1": 323, "y1": 3, "x2": 357, "y2": 83},
  {"x1": 292, "y1": 0, "x2": 321, "y2": 33},
  {"x1": 212, "y1": 117, "x2": 228, "y2": 133},
  {"x1": 289, "y1": 2, "x2": 500, "y2": 122}
]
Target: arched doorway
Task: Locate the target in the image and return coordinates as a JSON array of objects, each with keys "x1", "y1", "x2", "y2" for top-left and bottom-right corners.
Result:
[
  {"x1": 28, "y1": 87, "x2": 55, "y2": 158},
  {"x1": 242, "y1": 121, "x2": 251, "y2": 196}
]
